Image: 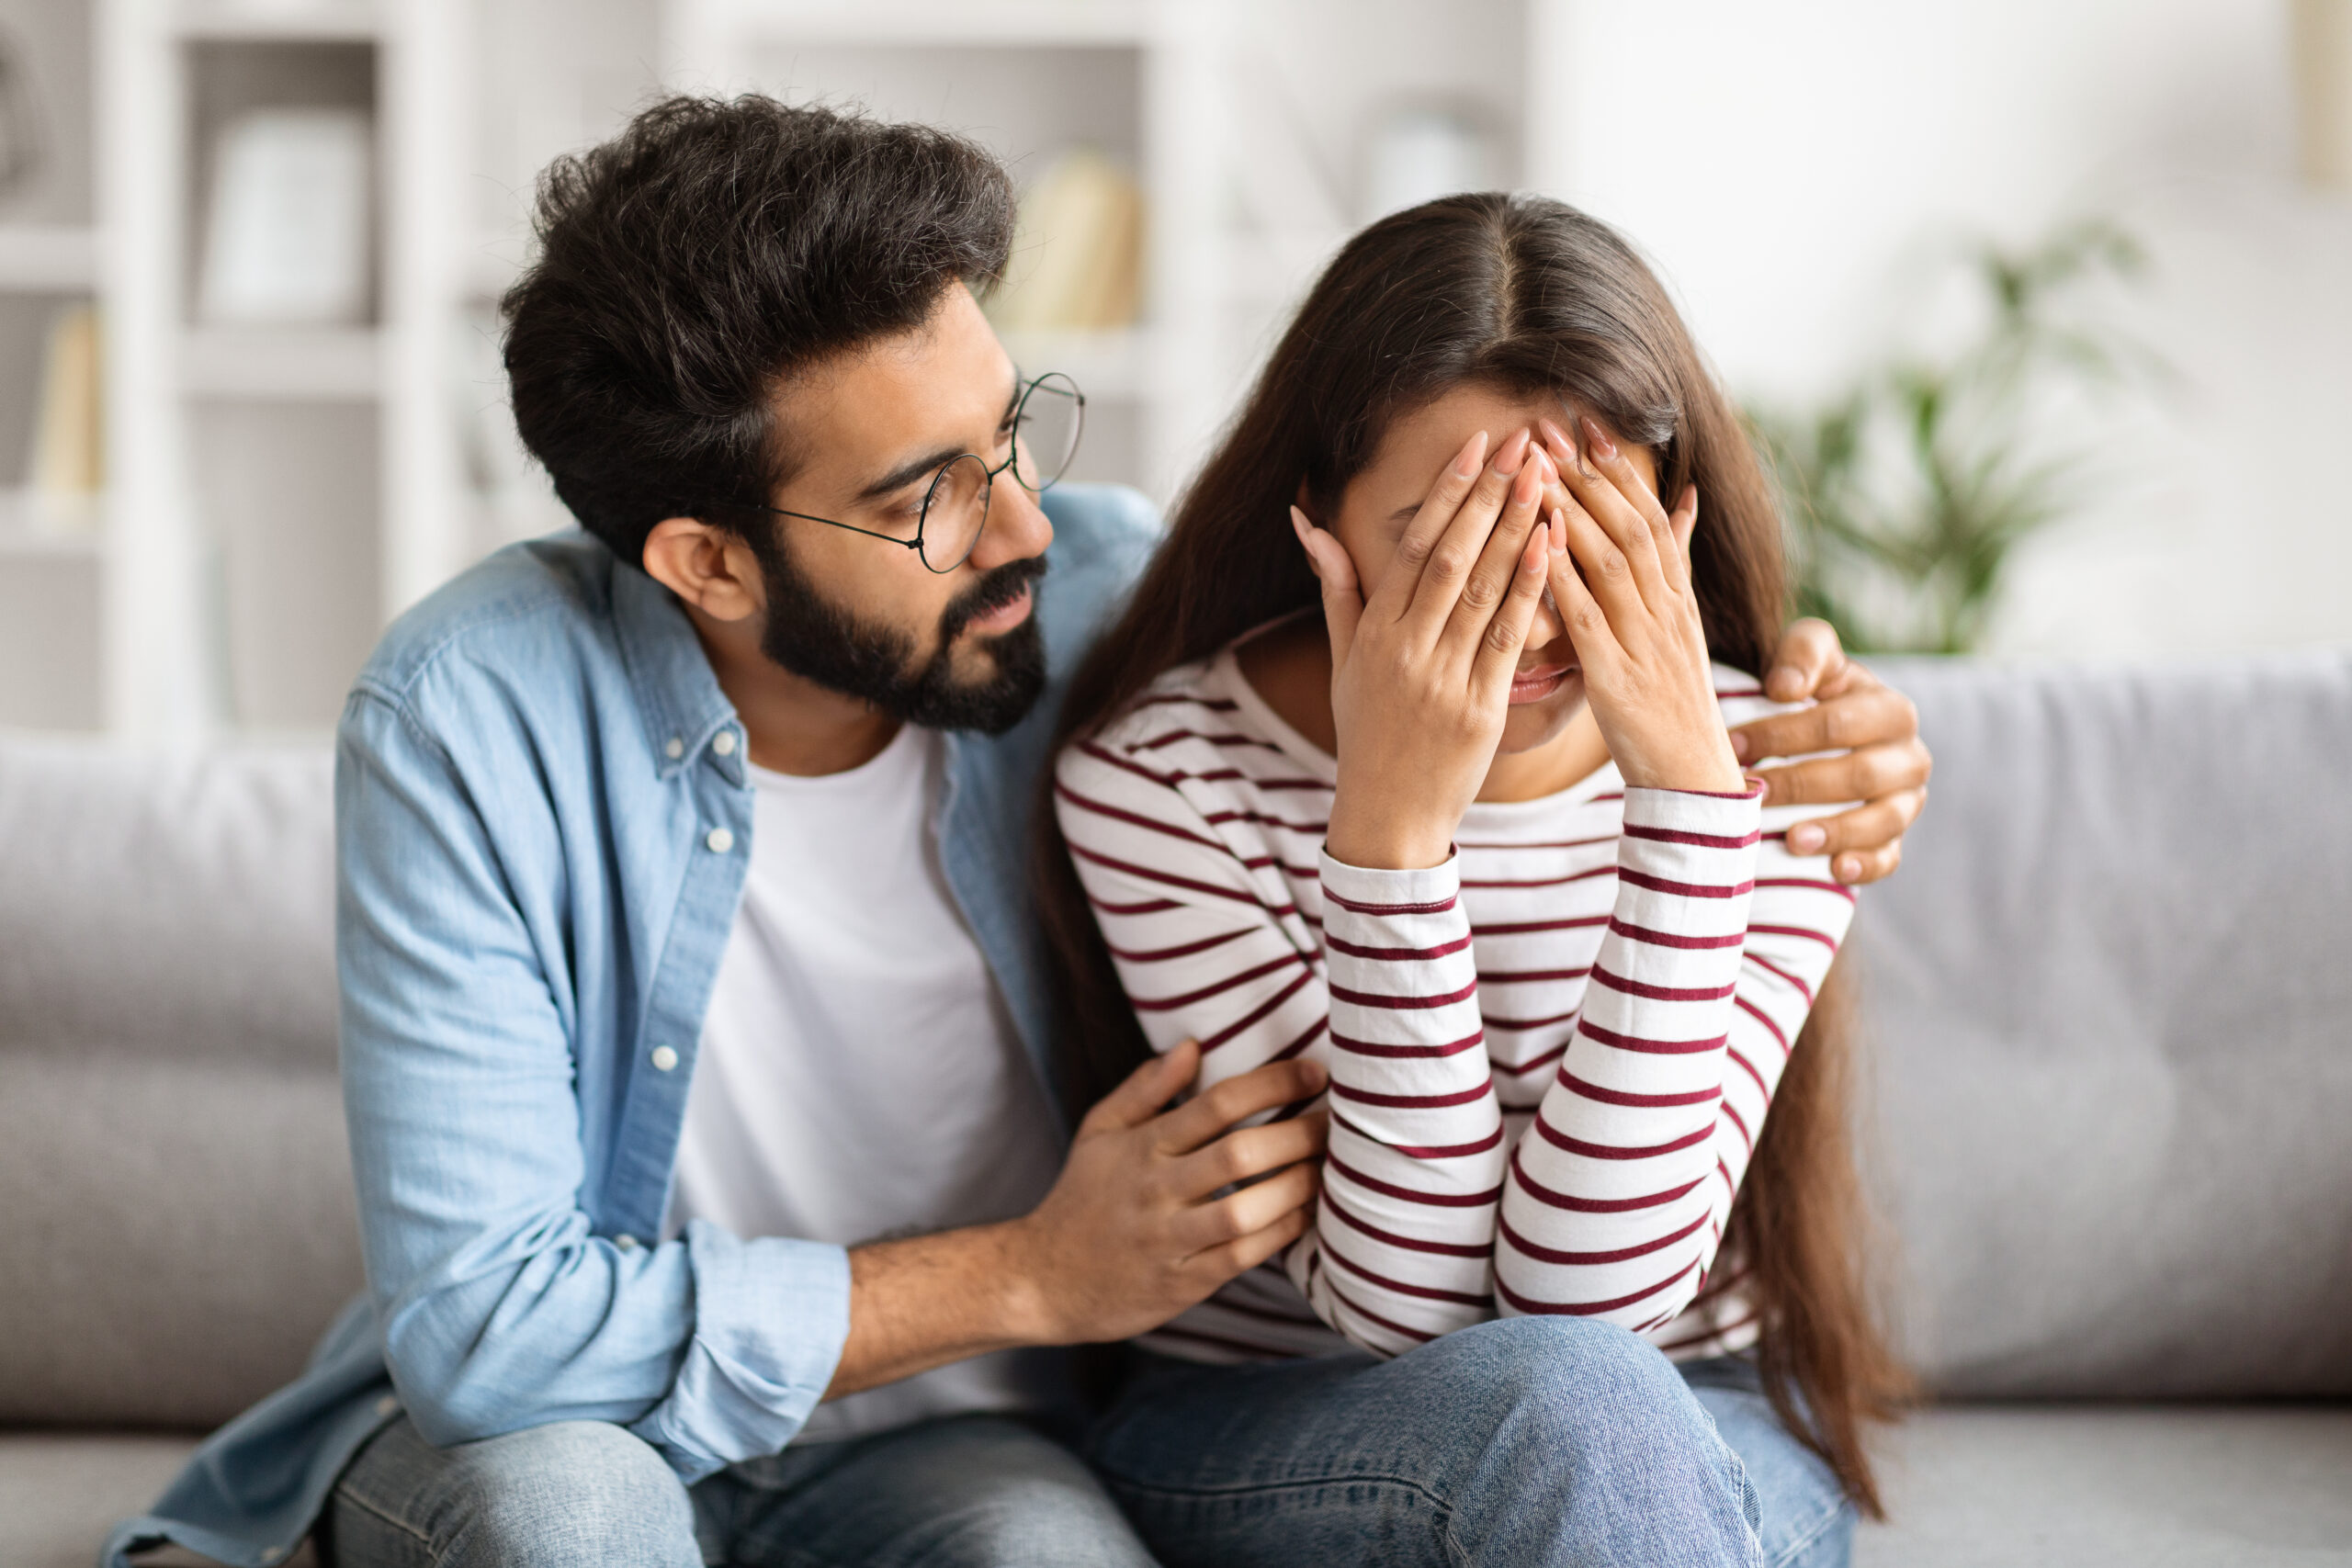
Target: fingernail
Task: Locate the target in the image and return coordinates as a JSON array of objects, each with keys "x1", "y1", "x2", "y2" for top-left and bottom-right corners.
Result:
[
  {"x1": 1729, "y1": 730, "x2": 1753, "y2": 761},
  {"x1": 1548, "y1": 507, "x2": 1567, "y2": 555},
  {"x1": 1511, "y1": 464, "x2": 1541, "y2": 504},
  {"x1": 1579, "y1": 415, "x2": 1616, "y2": 459},
  {"x1": 1790, "y1": 823, "x2": 1826, "y2": 854},
  {"x1": 1494, "y1": 427, "x2": 1531, "y2": 473},
  {"x1": 1767, "y1": 665, "x2": 1801, "y2": 699},
  {"x1": 1538, "y1": 416, "x2": 1572, "y2": 456},
  {"x1": 1289, "y1": 504, "x2": 1312, "y2": 543},
  {"x1": 1837, "y1": 854, "x2": 1861, "y2": 881},
  {"x1": 1453, "y1": 432, "x2": 1487, "y2": 478}
]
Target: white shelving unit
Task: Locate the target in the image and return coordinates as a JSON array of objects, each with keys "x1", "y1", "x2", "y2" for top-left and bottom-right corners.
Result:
[
  {"x1": 0, "y1": 0, "x2": 473, "y2": 735},
  {"x1": 662, "y1": 0, "x2": 1237, "y2": 501}
]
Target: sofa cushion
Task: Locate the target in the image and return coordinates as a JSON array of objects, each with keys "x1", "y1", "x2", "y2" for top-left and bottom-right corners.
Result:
[
  {"x1": 0, "y1": 1055, "x2": 363, "y2": 1428},
  {"x1": 1853, "y1": 1404, "x2": 2352, "y2": 1566},
  {"x1": 0, "y1": 733, "x2": 335, "y2": 1069},
  {"x1": 1861, "y1": 653, "x2": 2352, "y2": 1398}
]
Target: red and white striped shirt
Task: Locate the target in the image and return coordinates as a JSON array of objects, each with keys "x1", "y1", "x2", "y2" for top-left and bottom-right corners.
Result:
[{"x1": 1054, "y1": 644, "x2": 1856, "y2": 1366}]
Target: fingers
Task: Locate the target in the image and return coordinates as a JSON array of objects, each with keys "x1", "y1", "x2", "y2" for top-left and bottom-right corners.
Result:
[
  {"x1": 1174, "y1": 1159, "x2": 1319, "y2": 1254},
  {"x1": 1152, "y1": 1055, "x2": 1329, "y2": 1156},
  {"x1": 1832, "y1": 837, "x2": 1902, "y2": 886},
  {"x1": 1467, "y1": 511, "x2": 1554, "y2": 701},
  {"x1": 1293, "y1": 506, "x2": 1363, "y2": 673},
  {"x1": 1781, "y1": 786, "x2": 1926, "y2": 861},
  {"x1": 1442, "y1": 442, "x2": 1551, "y2": 664},
  {"x1": 1761, "y1": 617, "x2": 1849, "y2": 705},
  {"x1": 1186, "y1": 1198, "x2": 1314, "y2": 1281},
  {"x1": 1371, "y1": 429, "x2": 1492, "y2": 620},
  {"x1": 1399, "y1": 428, "x2": 1531, "y2": 637},
  {"x1": 1170, "y1": 1109, "x2": 1328, "y2": 1201},
  {"x1": 1669, "y1": 485, "x2": 1699, "y2": 573},
  {"x1": 1749, "y1": 737, "x2": 1931, "y2": 809},
  {"x1": 1546, "y1": 482, "x2": 1643, "y2": 631},
  {"x1": 1544, "y1": 506, "x2": 1614, "y2": 664},
  {"x1": 1730, "y1": 683, "x2": 1920, "y2": 766},
  {"x1": 1079, "y1": 1039, "x2": 1199, "y2": 1135},
  {"x1": 1539, "y1": 417, "x2": 1675, "y2": 607}
]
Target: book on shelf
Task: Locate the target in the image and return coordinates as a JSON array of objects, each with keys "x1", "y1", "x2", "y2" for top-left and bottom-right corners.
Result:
[
  {"x1": 988, "y1": 148, "x2": 1144, "y2": 335},
  {"x1": 198, "y1": 107, "x2": 374, "y2": 327},
  {"x1": 25, "y1": 302, "x2": 101, "y2": 529}
]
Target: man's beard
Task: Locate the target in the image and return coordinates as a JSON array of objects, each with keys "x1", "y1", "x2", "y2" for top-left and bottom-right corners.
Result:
[{"x1": 741, "y1": 526, "x2": 1049, "y2": 735}]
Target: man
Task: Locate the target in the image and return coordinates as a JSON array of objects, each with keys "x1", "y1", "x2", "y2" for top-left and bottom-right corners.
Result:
[{"x1": 108, "y1": 97, "x2": 1929, "y2": 1568}]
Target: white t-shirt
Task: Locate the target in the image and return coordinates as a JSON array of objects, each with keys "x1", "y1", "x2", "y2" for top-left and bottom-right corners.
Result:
[{"x1": 663, "y1": 722, "x2": 1064, "y2": 1443}]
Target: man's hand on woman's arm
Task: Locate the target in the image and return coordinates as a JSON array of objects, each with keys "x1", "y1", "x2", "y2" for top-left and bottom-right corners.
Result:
[
  {"x1": 1728, "y1": 617, "x2": 1932, "y2": 886},
  {"x1": 822, "y1": 1043, "x2": 1326, "y2": 1399}
]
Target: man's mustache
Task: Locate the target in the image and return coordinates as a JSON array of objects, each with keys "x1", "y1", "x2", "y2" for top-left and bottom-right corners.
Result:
[{"x1": 939, "y1": 555, "x2": 1049, "y2": 643}]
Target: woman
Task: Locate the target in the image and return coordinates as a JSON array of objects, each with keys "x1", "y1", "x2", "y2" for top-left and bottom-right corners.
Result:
[{"x1": 1038, "y1": 194, "x2": 1908, "y2": 1564}]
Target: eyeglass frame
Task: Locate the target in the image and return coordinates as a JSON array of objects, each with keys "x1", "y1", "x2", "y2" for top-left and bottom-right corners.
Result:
[{"x1": 703, "y1": 371, "x2": 1084, "y2": 575}]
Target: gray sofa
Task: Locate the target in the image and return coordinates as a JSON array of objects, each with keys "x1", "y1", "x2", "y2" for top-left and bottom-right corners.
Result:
[{"x1": 3, "y1": 653, "x2": 2347, "y2": 1567}]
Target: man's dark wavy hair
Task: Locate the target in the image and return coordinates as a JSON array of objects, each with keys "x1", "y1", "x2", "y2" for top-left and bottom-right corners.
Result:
[{"x1": 502, "y1": 95, "x2": 1014, "y2": 566}]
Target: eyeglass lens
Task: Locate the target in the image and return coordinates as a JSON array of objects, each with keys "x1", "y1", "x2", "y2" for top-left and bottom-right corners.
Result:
[
  {"x1": 918, "y1": 453, "x2": 993, "y2": 573},
  {"x1": 1010, "y1": 373, "x2": 1084, "y2": 493}
]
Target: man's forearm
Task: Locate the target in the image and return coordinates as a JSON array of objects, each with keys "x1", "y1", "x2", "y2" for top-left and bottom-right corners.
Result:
[{"x1": 822, "y1": 1219, "x2": 1054, "y2": 1399}]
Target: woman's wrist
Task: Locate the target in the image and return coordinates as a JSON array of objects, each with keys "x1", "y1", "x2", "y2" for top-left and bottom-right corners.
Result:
[{"x1": 1325, "y1": 791, "x2": 1455, "y2": 871}]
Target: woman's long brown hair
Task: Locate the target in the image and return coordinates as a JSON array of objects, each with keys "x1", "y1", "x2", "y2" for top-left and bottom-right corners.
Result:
[{"x1": 1033, "y1": 192, "x2": 1908, "y2": 1514}]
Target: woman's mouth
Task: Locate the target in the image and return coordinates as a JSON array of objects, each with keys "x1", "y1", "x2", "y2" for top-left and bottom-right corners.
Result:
[{"x1": 1508, "y1": 663, "x2": 1577, "y2": 705}]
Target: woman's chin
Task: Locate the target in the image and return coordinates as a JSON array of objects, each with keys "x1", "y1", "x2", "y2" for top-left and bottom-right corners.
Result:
[{"x1": 1497, "y1": 676, "x2": 1586, "y2": 754}]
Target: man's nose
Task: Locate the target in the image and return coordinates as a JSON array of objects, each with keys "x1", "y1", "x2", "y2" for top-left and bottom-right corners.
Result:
[{"x1": 970, "y1": 479, "x2": 1054, "y2": 570}]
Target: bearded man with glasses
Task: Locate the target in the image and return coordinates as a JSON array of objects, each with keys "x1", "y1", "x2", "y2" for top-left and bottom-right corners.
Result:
[{"x1": 108, "y1": 96, "x2": 1932, "y2": 1568}]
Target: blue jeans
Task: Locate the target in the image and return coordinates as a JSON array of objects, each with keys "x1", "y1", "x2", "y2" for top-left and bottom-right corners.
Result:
[
  {"x1": 325, "y1": 1321, "x2": 1849, "y2": 1567},
  {"x1": 1089, "y1": 1320, "x2": 1849, "y2": 1568}
]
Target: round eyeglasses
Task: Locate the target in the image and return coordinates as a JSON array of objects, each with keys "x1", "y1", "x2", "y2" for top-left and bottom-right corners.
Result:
[{"x1": 718, "y1": 371, "x2": 1084, "y2": 574}]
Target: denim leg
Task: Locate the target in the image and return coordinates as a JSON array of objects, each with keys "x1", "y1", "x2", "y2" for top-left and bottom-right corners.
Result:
[
  {"x1": 1087, "y1": 1316, "x2": 1762, "y2": 1568},
  {"x1": 324, "y1": 1416, "x2": 700, "y2": 1568},
  {"x1": 1678, "y1": 1358, "x2": 1854, "y2": 1568},
  {"x1": 697, "y1": 1413, "x2": 1159, "y2": 1568}
]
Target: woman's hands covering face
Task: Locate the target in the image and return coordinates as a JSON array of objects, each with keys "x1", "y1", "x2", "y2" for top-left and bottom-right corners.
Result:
[
  {"x1": 1292, "y1": 426, "x2": 1553, "y2": 871},
  {"x1": 1534, "y1": 415, "x2": 1747, "y2": 796}
]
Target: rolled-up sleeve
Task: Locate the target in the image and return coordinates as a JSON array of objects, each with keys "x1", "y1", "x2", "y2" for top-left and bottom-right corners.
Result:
[{"x1": 336, "y1": 685, "x2": 849, "y2": 1482}]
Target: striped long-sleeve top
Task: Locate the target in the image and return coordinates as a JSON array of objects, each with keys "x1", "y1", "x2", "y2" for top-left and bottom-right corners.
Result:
[{"x1": 1053, "y1": 643, "x2": 1858, "y2": 1366}]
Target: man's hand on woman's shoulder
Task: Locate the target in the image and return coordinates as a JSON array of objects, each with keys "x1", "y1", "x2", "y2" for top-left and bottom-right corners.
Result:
[{"x1": 1727, "y1": 617, "x2": 1931, "y2": 886}]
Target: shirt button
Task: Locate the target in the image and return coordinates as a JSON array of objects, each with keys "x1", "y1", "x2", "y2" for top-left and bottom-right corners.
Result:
[
  {"x1": 615, "y1": 1234, "x2": 639, "y2": 1252},
  {"x1": 712, "y1": 729, "x2": 738, "y2": 757},
  {"x1": 664, "y1": 737, "x2": 684, "y2": 760},
  {"x1": 261, "y1": 1551, "x2": 285, "y2": 1565},
  {"x1": 706, "y1": 827, "x2": 734, "y2": 853},
  {"x1": 374, "y1": 1393, "x2": 399, "y2": 1417},
  {"x1": 650, "y1": 1045, "x2": 679, "y2": 1072}
]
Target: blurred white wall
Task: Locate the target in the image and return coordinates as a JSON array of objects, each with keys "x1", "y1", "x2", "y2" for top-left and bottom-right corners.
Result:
[{"x1": 1525, "y1": 0, "x2": 2352, "y2": 655}]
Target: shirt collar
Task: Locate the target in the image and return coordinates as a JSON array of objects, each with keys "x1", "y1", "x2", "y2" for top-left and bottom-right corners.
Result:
[{"x1": 610, "y1": 560, "x2": 747, "y2": 787}]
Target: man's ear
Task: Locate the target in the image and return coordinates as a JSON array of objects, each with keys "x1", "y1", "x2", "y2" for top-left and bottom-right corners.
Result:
[{"x1": 641, "y1": 517, "x2": 766, "y2": 623}]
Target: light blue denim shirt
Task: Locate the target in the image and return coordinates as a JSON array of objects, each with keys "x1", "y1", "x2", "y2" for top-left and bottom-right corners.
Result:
[{"x1": 104, "y1": 484, "x2": 1159, "y2": 1568}]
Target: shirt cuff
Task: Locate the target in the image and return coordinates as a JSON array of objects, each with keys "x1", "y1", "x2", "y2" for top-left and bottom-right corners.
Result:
[
  {"x1": 626, "y1": 1223, "x2": 851, "y2": 1481},
  {"x1": 1317, "y1": 847, "x2": 1462, "y2": 913}
]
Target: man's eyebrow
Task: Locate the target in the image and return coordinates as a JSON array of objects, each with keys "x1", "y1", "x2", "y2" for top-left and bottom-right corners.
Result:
[
  {"x1": 847, "y1": 375, "x2": 1023, "y2": 506},
  {"x1": 853, "y1": 446, "x2": 966, "y2": 505}
]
